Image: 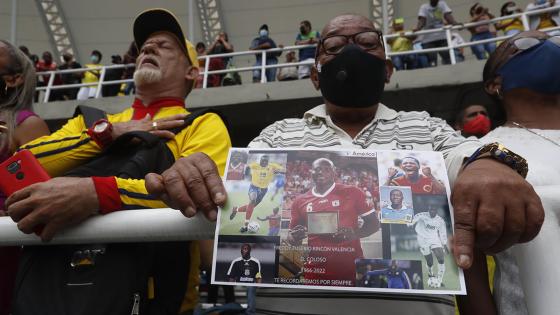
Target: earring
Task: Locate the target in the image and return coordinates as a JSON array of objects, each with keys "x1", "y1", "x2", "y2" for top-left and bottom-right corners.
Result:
[{"x1": 496, "y1": 89, "x2": 501, "y2": 99}]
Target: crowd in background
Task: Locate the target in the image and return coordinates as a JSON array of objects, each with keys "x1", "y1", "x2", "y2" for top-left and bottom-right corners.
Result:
[
  {"x1": 17, "y1": 0, "x2": 560, "y2": 99},
  {"x1": 389, "y1": 0, "x2": 559, "y2": 70},
  {"x1": 2, "y1": 2, "x2": 560, "y2": 314}
]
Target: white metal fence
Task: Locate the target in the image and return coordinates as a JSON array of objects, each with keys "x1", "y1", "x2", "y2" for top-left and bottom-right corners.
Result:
[{"x1": 34, "y1": 5, "x2": 560, "y2": 103}]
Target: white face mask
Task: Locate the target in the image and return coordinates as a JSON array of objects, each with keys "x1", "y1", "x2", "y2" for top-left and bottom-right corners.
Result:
[{"x1": 259, "y1": 29, "x2": 268, "y2": 37}]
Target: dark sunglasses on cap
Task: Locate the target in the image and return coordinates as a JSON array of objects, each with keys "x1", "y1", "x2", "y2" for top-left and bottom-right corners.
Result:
[{"x1": 490, "y1": 35, "x2": 560, "y2": 76}]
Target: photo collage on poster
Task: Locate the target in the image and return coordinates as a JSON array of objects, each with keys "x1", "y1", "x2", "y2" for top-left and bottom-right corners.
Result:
[{"x1": 212, "y1": 148, "x2": 465, "y2": 295}]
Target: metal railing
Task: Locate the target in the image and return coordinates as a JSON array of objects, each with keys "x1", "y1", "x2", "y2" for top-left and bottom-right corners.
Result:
[
  {"x1": 34, "y1": 5, "x2": 560, "y2": 102},
  {"x1": 383, "y1": 4, "x2": 560, "y2": 64}
]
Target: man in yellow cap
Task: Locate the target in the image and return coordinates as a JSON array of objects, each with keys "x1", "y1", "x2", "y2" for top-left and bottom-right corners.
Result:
[
  {"x1": 387, "y1": 17, "x2": 418, "y2": 71},
  {"x1": 6, "y1": 8, "x2": 230, "y2": 315}
]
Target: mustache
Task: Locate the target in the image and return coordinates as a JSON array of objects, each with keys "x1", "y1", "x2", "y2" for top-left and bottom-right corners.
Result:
[{"x1": 139, "y1": 56, "x2": 159, "y2": 67}]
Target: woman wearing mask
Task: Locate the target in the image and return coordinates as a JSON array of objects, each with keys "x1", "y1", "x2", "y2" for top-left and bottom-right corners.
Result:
[
  {"x1": 459, "y1": 31, "x2": 560, "y2": 315},
  {"x1": 468, "y1": 3, "x2": 497, "y2": 60},
  {"x1": 0, "y1": 40, "x2": 50, "y2": 315},
  {"x1": 496, "y1": 1, "x2": 525, "y2": 36},
  {"x1": 77, "y1": 50, "x2": 103, "y2": 100}
]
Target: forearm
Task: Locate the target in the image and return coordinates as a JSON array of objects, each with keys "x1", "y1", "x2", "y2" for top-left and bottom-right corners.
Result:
[
  {"x1": 445, "y1": 13, "x2": 458, "y2": 25},
  {"x1": 456, "y1": 250, "x2": 496, "y2": 315},
  {"x1": 415, "y1": 17, "x2": 426, "y2": 31},
  {"x1": 19, "y1": 117, "x2": 103, "y2": 177}
]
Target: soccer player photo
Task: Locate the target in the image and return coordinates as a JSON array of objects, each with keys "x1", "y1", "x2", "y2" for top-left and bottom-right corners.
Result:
[
  {"x1": 378, "y1": 152, "x2": 447, "y2": 195},
  {"x1": 388, "y1": 195, "x2": 460, "y2": 290},
  {"x1": 214, "y1": 149, "x2": 464, "y2": 294},
  {"x1": 355, "y1": 259, "x2": 423, "y2": 290},
  {"x1": 226, "y1": 150, "x2": 249, "y2": 181},
  {"x1": 220, "y1": 152, "x2": 287, "y2": 235},
  {"x1": 213, "y1": 237, "x2": 277, "y2": 285},
  {"x1": 379, "y1": 186, "x2": 414, "y2": 224}
]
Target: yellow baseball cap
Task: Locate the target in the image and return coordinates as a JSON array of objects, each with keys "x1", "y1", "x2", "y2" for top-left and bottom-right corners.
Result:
[
  {"x1": 133, "y1": 8, "x2": 198, "y2": 68},
  {"x1": 393, "y1": 17, "x2": 405, "y2": 25}
]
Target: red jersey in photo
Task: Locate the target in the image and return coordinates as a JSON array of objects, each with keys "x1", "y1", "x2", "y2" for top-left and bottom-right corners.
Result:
[
  {"x1": 227, "y1": 162, "x2": 246, "y2": 180},
  {"x1": 290, "y1": 183, "x2": 372, "y2": 286},
  {"x1": 391, "y1": 175, "x2": 445, "y2": 194}
]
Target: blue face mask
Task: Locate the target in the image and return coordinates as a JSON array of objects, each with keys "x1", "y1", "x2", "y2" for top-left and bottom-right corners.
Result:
[
  {"x1": 91, "y1": 55, "x2": 99, "y2": 63},
  {"x1": 259, "y1": 29, "x2": 268, "y2": 37},
  {"x1": 498, "y1": 40, "x2": 560, "y2": 95}
]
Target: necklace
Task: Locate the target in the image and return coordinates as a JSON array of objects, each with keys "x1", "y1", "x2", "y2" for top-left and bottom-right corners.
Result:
[{"x1": 512, "y1": 121, "x2": 560, "y2": 147}]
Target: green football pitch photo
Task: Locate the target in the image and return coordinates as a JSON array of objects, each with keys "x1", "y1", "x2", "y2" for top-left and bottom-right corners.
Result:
[
  {"x1": 391, "y1": 250, "x2": 460, "y2": 290},
  {"x1": 219, "y1": 187, "x2": 284, "y2": 236}
]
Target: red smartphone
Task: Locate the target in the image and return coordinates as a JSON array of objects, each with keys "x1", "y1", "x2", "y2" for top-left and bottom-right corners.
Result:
[
  {"x1": 0, "y1": 150, "x2": 50, "y2": 235},
  {"x1": 0, "y1": 149, "x2": 50, "y2": 196}
]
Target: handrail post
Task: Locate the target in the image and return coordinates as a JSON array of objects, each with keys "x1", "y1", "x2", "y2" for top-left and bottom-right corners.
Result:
[
  {"x1": 382, "y1": 35, "x2": 390, "y2": 59},
  {"x1": 43, "y1": 71, "x2": 55, "y2": 103},
  {"x1": 521, "y1": 12, "x2": 530, "y2": 31},
  {"x1": 95, "y1": 67, "x2": 106, "y2": 99},
  {"x1": 260, "y1": 50, "x2": 267, "y2": 83},
  {"x1": 202, "y1": 55, "x2": 210, "y2": 89},
  {"x1": 445, "y1": 28, "x2": 456, "y2": 65}
]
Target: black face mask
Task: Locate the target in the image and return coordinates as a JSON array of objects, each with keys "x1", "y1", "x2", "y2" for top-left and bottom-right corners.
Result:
[
  {"x1": 300, "y1": 26, "x2": 307, "y2": 34},
  {"x1": 317, "y1": 44, "x2": 386, "y2": 108}
]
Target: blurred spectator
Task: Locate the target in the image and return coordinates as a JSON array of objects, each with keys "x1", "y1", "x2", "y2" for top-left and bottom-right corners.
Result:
[
  {"x1": 77, "y1": 50, "x2": 102, "y2": 100},
  {"x1": 412, "y1": 40, "x2": 430, "y2": 68},
  {"x1": 526, "y1": 0, "x2": 560, "y2": 31},
  {"x1": 388, "y1": 17, "x2": 417, "y2": 70},
  {"x1": 451, "y1": 32, "x2": 466, "y2": 62},
  {"x1": 101, "y1": 54, "x2": 124, "y2": 97},
  {"x1": 249, "y1": 24, "x2": 282, "y2": 83},
  {"x1": 295, "y1": 20, "x2": 320, "y2": 79},
  {"x1": 18, "y1": 46, "x2": 30, "y2": 58},
  {"x1": 468, "y1": 3, "x2": 497, "y2": 60},
  {"x1": 0, "y1": 39, "x2": 50, "y2": 315},
  {"x1": 196, "y1": 41, "x2": 207, "y2": 68},
  {"x1": 414, "y1": 0, "x2": 459, "y2": 66},
  {"x1": 496, "y1": 1, "x2": 524, "y2": 36},
  {"x1": 221, "y1": 64, "x2": 242, "y2": 86},
  {"x1": 454, "y1": 104, "x2": 491, "y2": 138},
  {"x1": 29, "y1": 54, "x2": 38, "y2": 66},
  {"x1": 208, "y1": 31, "x2": 234, "y2": 66},
  {"x1": 277, "y1": 51, "x2": 298, "y2": 81},
  {"x1": 58, "y1": 53, "x2": 82, "y2": 100},
  {"x1": 35, "y1": 51, "x2": 63, "y2": 101},
  {"x1": 195, "y1": 41, "x2": 224, "y2": 88},
  {"x1": 122, "y1": 41, "x2": 138, "y2": 95}
]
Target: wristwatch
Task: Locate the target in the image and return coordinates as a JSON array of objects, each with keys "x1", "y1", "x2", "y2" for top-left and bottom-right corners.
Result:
[
  {"x1": 90, "y1": 119, "x2": 113, "y2": 148},
  {"x1": 463, "y1": 142, "x2": 528, "y2": 178}
]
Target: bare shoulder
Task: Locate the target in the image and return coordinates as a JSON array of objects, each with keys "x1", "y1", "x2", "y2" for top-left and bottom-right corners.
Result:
[{"x1": 15, "y1": 115, "x2": 50, "y2": 146}]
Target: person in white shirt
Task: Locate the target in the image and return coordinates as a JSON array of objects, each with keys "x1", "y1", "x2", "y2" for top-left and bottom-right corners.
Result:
[{"x1": 409, "y1": 201, "x2": 449, "y2": 287}]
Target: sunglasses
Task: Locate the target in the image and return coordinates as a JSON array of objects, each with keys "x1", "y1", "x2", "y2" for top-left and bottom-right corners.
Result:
[{"x1": 491, "y1": 35, "x2": 560, "y2": 76}]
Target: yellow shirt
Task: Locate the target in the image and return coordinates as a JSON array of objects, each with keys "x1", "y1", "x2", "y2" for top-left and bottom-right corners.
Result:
[
  {"x1": 20, "y1": 104, "x2": 231, "y2": 209},
  {"x1": 248, "y1": 162, "x2": 283, "y2": 188},
  {"x1": 390, "y1": 36, "x2": 413, "y2": 52},
  {"x1": 82, "y1": 63, "x2": 101, "y2": 84},
  {"x1": 538, "y1": 16, "x2": 556, "y2": 30},
  {"x1": 498, "y1": 18, "x2": 524, "y2": 33}
]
